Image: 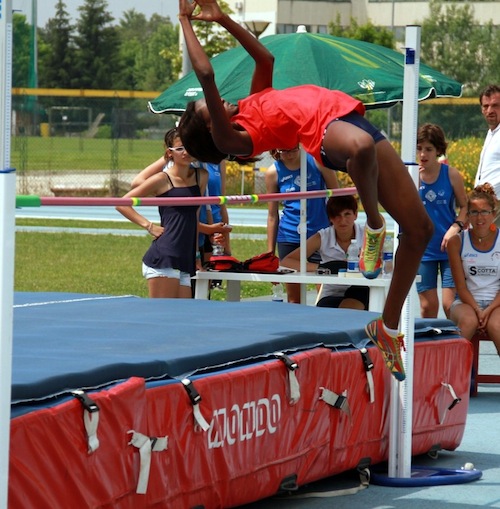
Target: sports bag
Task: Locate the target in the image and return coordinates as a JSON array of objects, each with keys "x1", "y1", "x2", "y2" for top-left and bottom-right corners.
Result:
[
  {"x1": 206, "y1": 255, "x2": 244, "y2": 272},
  {"x1": 242, "y1": 252, "x2": 280, "y2": 273},
  {"x1": 205, "y1": 252, "x2": 280, "y2": 273}
]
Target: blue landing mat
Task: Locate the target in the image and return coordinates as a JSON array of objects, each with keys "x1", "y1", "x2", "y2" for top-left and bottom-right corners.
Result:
[{"x1": 12, "y1": 292, "x2": 457, "y2": 409}]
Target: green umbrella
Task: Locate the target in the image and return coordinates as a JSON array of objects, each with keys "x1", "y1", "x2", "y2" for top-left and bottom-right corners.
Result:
[{"x1": 149, "y1": 31, "x2": 462, "y2": 114}]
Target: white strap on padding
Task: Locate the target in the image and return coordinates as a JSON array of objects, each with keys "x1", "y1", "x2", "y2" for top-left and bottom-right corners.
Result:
[
  {"x1": 440, "y1": 382, "x2": 461, "y2": 424},
  {"x1": 83, "y1": 409, "x2": 100, "y2": 453},
  {"x1": 193, "y1": 403, "x2": 210, "y2": 432},
  {"x1": 274, "y1": 352, "x2": 300, "y2": 404},
  {"x1": 128, "y1": 430, "x2": 168, "y2": 494},
  {"x1": 319, "y1": 387, "x2": 352, "y2": 423},
  {"x1": 288, "y1": 370, "x2": 300, "y2": 404},
  {"x1": 366, "y1": 371, "x2": 375, "y2": 404},
  {"x1": 359, "y1": 348, "x2": 375, "y2": 403}
]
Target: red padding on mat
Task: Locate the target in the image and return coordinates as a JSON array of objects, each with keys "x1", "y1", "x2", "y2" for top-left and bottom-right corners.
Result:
[
  {"x1": 9, "y1": 377, "x2": 147, "y2": 509},
  {"x1": 9, "y1": 338, "x2": 472, "y2": 508}
]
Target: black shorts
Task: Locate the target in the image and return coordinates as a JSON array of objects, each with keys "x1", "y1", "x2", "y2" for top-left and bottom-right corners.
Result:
[
  {"x1": 316, "y1": 285, "x2": 369, "y2": 309},
  {"x1": 320, "y1": 111, "x2": 386, "y2": 172}
]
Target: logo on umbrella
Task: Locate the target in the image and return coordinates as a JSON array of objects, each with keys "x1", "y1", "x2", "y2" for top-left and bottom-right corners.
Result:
[
  {"x1": 358, "y1": 79, "x2": 376, "y2": 91},
  {"x1": 184, "y1": 87, "x2": 203, "y2": 98}
]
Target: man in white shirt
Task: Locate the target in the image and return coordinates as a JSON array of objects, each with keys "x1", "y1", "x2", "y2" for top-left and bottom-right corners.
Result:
[{"x1": 475, "y1": 84, "x2": 500, "y2": 225}]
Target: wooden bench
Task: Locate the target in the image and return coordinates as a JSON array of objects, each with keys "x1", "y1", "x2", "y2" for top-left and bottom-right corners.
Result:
[{"x1": 470, "y1": 330, "x2": 500, "y2": 396}]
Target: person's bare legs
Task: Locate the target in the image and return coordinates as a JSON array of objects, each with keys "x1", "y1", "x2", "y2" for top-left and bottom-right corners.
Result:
[
  {"x1": 322, "y1": 124, "x2": 432, "y2": 329},
  {"x1": 441, "y1": 287, "x2": 455, "y2": 319},
  {"x1": 285, "y1": 282, "x2": 301, "y2": 303},
  {"x1": 450, "y1": 303, "x2": 479, "y2": 340},
  {"x1": 419, "y1": 288, "x2": 440, "y2": 318},
  {"x1": 486, "y1": 308, "x2": 500, "y2": 355},
  {"x1": 322, "y1": 122, "x2": 383, "y2": 231},
  {"x1": 374, "y1": 140, "x2": 433, "y2": 329},
  {"x1": 148, "y1": 277, "x2": 192, "y2": 298}
]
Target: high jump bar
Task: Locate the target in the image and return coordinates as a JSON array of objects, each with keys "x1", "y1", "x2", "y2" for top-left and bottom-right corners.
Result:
[{"x1": 16, "y1": 187, "x2": 357, "y2": 208}]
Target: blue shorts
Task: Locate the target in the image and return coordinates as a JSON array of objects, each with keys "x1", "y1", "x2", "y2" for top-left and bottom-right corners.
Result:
[
  {"x1": 416, "y1": 260, "x2": 454, "y2": 293},
  {"x1": 142, "y1": 263, "x2": 192, "y2": 287},
  {"x1": 320, "y1": 111, "x2": 386, "y2": 172},
  {"x1": 277, "y1": 242, "x2": 321, "y2": 264},
  {"x1": 450, "y1": 298, "x2": 492, "y2": 313}
]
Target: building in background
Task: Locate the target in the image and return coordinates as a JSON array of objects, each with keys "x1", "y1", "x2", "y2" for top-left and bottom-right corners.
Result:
[{"x1": 228, "y1": 0, "x2": 499, "y2": 40}]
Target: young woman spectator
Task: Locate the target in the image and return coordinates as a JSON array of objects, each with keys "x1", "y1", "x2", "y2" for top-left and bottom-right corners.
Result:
[
  {"x1": 281, "y1": 195, "x2": 369, "y2": 310},
  {"x1": 131, "y1": 158, "x2": 231, "y2": 259},
  {"x1": 447, "y1": 183, "x2": 500, "y2": 355},
  {"x1": 417, "y1": 123, "x2": 467, "y2": 318},
  {"x1": 265, "y1": 147, "x2": 339, "y2": 303},
  {"x1": 116, "y1": 127, "x2": 208, "y2": 298}
]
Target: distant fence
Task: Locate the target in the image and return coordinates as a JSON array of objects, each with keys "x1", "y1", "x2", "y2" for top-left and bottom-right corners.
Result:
[{"x1": 11, "y1": 88, "x2": 483, "y2": 196}]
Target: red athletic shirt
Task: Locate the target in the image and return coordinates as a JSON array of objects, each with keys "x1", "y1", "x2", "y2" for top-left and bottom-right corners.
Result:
[{"x1": 231, "y1": 85, "x2": 365, "y2": 161}]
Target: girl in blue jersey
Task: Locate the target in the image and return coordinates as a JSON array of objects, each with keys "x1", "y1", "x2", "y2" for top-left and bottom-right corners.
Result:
[
  {"x1": 265, "y1": 147, "x2": 339, "y2": 303},
  {"x1": 417, "y1": 123, "x2": 467, "y2": 318},
  {"x1": 447, "y1": 183, "x2": 500, "y2": 355}
]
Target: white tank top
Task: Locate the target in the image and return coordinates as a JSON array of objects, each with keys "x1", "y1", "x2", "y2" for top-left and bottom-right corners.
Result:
[{"x1": 461, "y1": 229, "x2": 500, "y2": 301}]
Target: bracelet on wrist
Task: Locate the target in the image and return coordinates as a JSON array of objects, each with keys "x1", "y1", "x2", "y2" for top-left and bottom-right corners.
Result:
[{"x1": 146, "y1": 222, "x2": 153, "y2": 233}]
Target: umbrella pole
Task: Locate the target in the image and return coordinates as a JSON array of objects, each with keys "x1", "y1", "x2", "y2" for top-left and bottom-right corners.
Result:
[
  {"x1": 0, "y1": 3, "x2": 14, "y2": 508},
  {"x1": 388, "y1": 24, "x2": 421, "y2": 479}
]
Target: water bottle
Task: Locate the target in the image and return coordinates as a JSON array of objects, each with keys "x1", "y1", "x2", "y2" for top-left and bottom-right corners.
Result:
[
  {"x1": 271, "y1": 283, "x2": 284, "y2": 302},
  {"x1": 212, "y1": 243, "x2": 224, "y2": 256},
  {"x1": 347, "y1": 240, "x2": 359, "y2": 273},
  {"x1": 382, "y1": 236, "x2": 394, "y2": 278},
  {"x1": 212, "y1": 233, "x2": 224, "y2": 256}
]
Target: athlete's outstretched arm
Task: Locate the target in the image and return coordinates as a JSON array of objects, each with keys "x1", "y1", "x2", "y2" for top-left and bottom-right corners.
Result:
[
  {"x1": 178, "y1": 0, "x2": 273, "y2": 155},
  {"x1": 187, "y1": 0, "x2": 274, "y2": 94}
]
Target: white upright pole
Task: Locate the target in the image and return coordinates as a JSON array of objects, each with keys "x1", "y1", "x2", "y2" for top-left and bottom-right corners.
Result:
[
  {"x1": 299, "y1": 148, "x2": 308, "y2": 303},
  {"x1": 388, "y1": 25, "x2": 420, "y2": 478},
  {"x1": 0, "y1": 0, "x2": 15, "y2": 507}
]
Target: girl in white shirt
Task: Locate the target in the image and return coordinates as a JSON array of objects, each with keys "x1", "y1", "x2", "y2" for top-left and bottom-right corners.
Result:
[
  {"x1": 447, "y1": 183, "x2": 500, "y2": 354},
  {"x1": 281, "y1": 195, "x2": 369, "y2": 309}
]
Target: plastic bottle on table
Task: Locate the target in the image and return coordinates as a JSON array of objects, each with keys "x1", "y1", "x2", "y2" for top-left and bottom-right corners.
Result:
[
  {"x1": 347, "y1": 240, "x2": 360, "y2": 273},
  {"x1": 271, "y1": 283, "x2": 284, "y2": 302},
  {"x1": 212, "y1": 233, "x2": 224, "y2": 256},
  {"x1": 382, "y1": 236, "x2": 394, "y2": 279}
]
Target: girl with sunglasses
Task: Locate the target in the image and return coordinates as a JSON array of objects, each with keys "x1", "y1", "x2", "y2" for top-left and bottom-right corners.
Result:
[
  {"x1": 447, "y1": 183, "x2": 500, "y2": 355},
  {"x1": 116, "y1": 128, "x2": 208, "y2": 298}
]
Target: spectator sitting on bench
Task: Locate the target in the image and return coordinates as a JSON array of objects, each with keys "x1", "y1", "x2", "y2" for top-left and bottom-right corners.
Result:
[
  {"x1": 281, "y1": 195, "x2": 369, "y2": 310},
  {"x1": 447, "y1": 182, "x2": 500, "y2": 356}
]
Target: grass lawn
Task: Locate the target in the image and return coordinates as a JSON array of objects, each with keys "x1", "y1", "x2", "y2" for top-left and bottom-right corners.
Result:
[
  {"x1": 15, "y1": 219, "x2": 272, "y2": 300},
  {"x1": 12, "y1": 136, "x2": 165, "y2": 171}
]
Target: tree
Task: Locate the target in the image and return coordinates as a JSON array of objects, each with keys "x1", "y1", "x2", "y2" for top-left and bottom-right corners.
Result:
[
  {"x1": 418, "y1": 0, "x2": 496, "y2": 95},
  {"x1": 116, "y1": 10, "x2": 179, "y2": 91},
  {"x1": 72, "y1": 0, "x2": 122, "y2": 89},
  {"x1": 329, "y1": 16, "x2": 396, "y2": 49},
  {"x1": 328, "y1": 16, "x2": 396, "y2": 135},
  {"x1": 13, "y1": 14, "x2": 31, "y2": 87},
  {"x1": 38, "y1": 0, "x2": 75, "y2": 89},
  {"x1": 192, "y1": 0, "x2": 237, "y2": 58}
]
